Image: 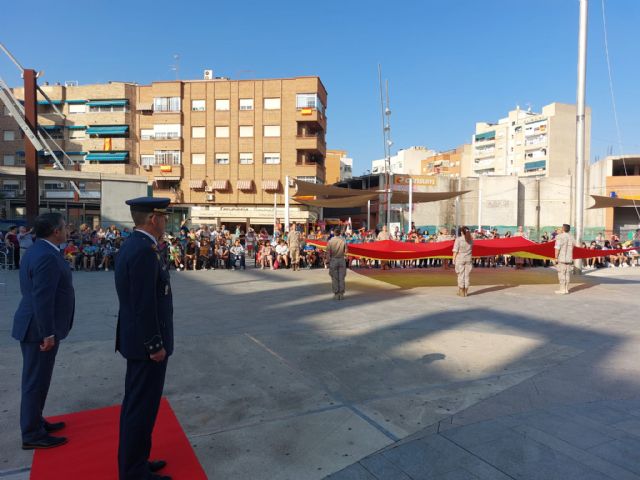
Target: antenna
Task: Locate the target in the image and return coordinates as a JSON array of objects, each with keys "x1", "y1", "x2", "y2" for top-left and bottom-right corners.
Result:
[{"x1": 170, "y1": 54, "x2": 180, "y2": 80}]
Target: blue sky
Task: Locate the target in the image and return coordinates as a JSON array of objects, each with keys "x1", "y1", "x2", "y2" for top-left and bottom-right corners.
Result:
[{"x1": 3, "y1": 0, "x2": 640, "y2": 174}]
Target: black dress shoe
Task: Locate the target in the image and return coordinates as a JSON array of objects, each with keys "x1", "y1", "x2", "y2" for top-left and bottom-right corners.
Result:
[
  {"x1": 44, "y1": 420, "x2": 66, "y2": 433},
  {"x1": 148, "y1": 460, "x2": 167, "y2": 472},
  {"x1": 22, "y1": 435, "x2": 68, "y2": 450}
]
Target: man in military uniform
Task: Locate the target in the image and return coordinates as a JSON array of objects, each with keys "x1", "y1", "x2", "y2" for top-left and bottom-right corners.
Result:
[
  {"x1": 327, "y1": 227, "x2": 347, "y2": 300},
  {"x1": 288, "y1": 222, "x2": 301, "y2": 271},
  {"x1": 115, "y1": 197, "x2": 174, "y2": 480},
  {"x1": 554, "y1": 223, "x2": 575, "y2": 295}
]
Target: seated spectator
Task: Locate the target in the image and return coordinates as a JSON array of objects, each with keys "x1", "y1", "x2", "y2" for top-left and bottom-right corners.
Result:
[
  {"x1": 98, "y1": 240, "x2": 117, "y2": 271},
  {"x1": 230, "y1": 239, "x2": 246, "y2": 270},
  {"x1": 64, "y1": 242, "x2": 81, "y2": 270},
  {"x1": 169, "y1": 239, "x2": 184, "y2": 271},
  {"x1": 259, "y1": 241, "x2": 274, "y2": 270},
  {"x1": 302, "y1": 243, "x2": 317, "y2": 269},
  {"x1": 216, "y1": 240, "x2": 230, "y2": 269},
  {"x1": 82, "y1": 241, "x2": 98, "y2": 271},
  {"x1": 275, "y1": 239, "x2": 289, "y2": 269},
  {"x1": 198, "y1": 238, "x2": 213, "y2": 270}
]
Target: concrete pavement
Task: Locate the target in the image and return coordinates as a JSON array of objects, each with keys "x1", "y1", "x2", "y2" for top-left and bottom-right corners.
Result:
[{"x1": 0, "y1": 265, "x2": 639, "y2": 479}]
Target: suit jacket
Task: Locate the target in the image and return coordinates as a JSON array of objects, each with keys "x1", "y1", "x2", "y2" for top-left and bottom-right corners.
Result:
[
  {"x1": 12, "y1": 239, "x2": 75, "y2": 343},
  {"x1": 115, "y1": 230, "x2": 174, "y2": 360}
]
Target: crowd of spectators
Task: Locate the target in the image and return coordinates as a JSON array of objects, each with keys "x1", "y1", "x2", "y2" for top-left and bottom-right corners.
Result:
[{"x1": 1, "y1": 221, "x2": 638, "y2": 272}]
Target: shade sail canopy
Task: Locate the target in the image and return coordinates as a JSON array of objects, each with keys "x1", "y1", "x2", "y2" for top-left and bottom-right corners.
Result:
[
  {"x1": 307, "y1": 237, "x2": 635, "y2": 261},
  {"x1": 588, "y1": 195, "x2": 640, "y2": 209},
  {"x1": 389, "y1": 190, "x2": 470, "y2": 203},
  {"x1": 293, "y1": 193, "x2": 379, "y2": 208},
  {"x1": 294, "y1": 179, "x2": 370, "y2": 197}
]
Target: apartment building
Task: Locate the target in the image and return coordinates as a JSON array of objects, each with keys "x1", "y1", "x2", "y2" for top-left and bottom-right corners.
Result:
[
  {"x1": 1, "y1": 81, "x2": 137, "y2": 208},
  {"x1": 325, "y1": 149, "x2": 353, "y2": 184},
  {"x1": 420, "y1": 144, "x2": 471, "y2": 178},
  {"x1": 471, "y1": 102, "x2": 591, "y2": 177},
  {"x1": 0, "y1": 75, "x2": 328, "y2": 228},
  {"x1": 371, "y1": 146, "x2": 436, "y2": 175}
]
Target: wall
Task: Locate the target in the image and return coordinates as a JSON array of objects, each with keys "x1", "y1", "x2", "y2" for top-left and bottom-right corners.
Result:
[{"x1": 100, "y1": 179, "x2": 148, "y2": 228}]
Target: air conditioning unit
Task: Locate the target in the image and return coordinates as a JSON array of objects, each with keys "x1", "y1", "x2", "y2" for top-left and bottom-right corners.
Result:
[
  {"x1": 203, "y1": 69, "x2": 214, "y2": 80},
  {"x1": 143, "y1": 165, "x2": 152, "y2": 171},
  {"x1": 206, "y1": 194, "x2": 215, "y2": 201}
]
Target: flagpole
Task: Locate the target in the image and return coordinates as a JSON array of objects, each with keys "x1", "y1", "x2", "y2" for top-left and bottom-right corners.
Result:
[
  {"x1": 408, "y1": 177, "x2": 413, "y2": 234},
  {"x1": 284, "y1": 175, "x2": 290, "y2": 232},
  {"x1": 575, "y1": 0, "x2": 588, "y2": 272}
]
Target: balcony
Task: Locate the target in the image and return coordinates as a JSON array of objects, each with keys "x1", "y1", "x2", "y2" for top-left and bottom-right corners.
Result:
[
  {"x1": 142, "y1": 164, "x2": 184, "y2": 180},
  {"x1": 140, "y1": 134, "x2": 183, "y2": 150},
  {"x1": 151, "y1": 188, "x2": 184, "y2": 204},
  {"x1": 79, "y1": 137, "x2": 130, "y2": 151},
  {"x1": 295, "y1": 108, "x2": 326, "y2": 130},
  {"x1": 295, "y1": 133, "x2": 326, "y2": 153}
]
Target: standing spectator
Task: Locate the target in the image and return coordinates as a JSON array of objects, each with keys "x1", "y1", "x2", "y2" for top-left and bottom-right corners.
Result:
[
  {"x1": 633, "y1": 228, "x2": 640, "y2": 249},
  {"x1": 18, "y1": 226, "x2": 34, "y2": 259},
  {"x1": 6, "y1": 226, "x2": 20, "y2": 269},
  {"x1": 246, "y1": 227, "x2": 256, "y2": 261},
  {"x1": 12, "y1": 213, "x2": 74, "y2": 450}
]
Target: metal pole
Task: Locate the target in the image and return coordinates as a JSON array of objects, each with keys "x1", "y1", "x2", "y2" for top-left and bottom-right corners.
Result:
[
  {"x1": 24, "y1": 69, "x2": 38, "y2": 224},
  {"x1": 408, "y1": 177, "x2": 413, "y2": 234},
  {"x1": 574, "y1": 0, "x2": 588, "y2": 272},
  {"x1": 367, "y1": 200, "x2": 371, "y2": 231},
  {"x1": 273, "y1": 192, "x2": 277, "y2": 234},
  {"x1": 477, "y1": 177, "x2": 483, "y2": 232},
  {"x1": 284, "y1": 175, "x2": 290, "y2": 232},
  {"x1": 455, "y1": 176, "x2": 461, "y2": 231}
]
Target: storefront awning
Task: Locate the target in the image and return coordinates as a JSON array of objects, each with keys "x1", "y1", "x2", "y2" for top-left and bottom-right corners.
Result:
[
  {"x1": 189, "y1": 179, "x2": 206, "y2": 189},
  {"x1": 262, "y1": 180, "x2": 280, "y2": 191},
  {"x1": 237, "y1": 180, "x2": 253, "y2": 190},
  {"x1": 211, "y1": 180, "x2": 230, "y2": 191},
  {"x1": 65, "y1": 99, "x2": 88, "y2": 105}
]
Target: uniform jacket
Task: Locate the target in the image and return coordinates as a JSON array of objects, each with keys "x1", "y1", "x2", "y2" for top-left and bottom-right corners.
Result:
[
  {"x1": 115, "y1": 230, "x2": 174, "y2": 359},
  {"x1": 12, "y1": 239, "x2": 75, "y2": 342},
  {"x1": 555, "y1": 232, "x2": 575, "y2": 263}
]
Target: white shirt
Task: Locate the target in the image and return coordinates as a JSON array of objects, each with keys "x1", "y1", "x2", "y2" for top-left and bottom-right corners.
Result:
[
  {"x1": 42, "y1": 239, "x2": 61, "y2": 252},
  {"x1": 136, "y1": 228, "x2": 158, "y2": 246},
  {"x1": 276, "y1": 244, "x2": 289, "y2": 255}
]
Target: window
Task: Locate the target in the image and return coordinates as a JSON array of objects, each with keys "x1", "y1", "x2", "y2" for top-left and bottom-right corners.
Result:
[
  {"x1": 215, "y1": 99, "x2": 230, "y2": 111},
  {"x1": 153, "y1": 124, "x2": 181, "y2": 139},
  {"x1": 296, "y1": 93, "x2": 325, "y2": 114},
  {"x1": 3, "y1": 154, "x2": 15, "y2": 166},
  {"x1": 215, "y1": 126, "x2": 229, "y2": 138},
  {"x1": 264, "y1": 153, "x2": 280, "y2": 164},
  {"x1": 264, "y1": 125, "x2": 280, "y2": 137},
  {"x1": 239, "y1": 126, "x2": 254, "y2": 137},
  {"x1": 3, "y1": 131, "x2": 15, "y2": 141},
  {"x1": 140, "y1": 154, "x2": 155, "y2": 166},
  {"x1": 264, "y1": 98, "x2": 281, "y2": 110},
  {"x1": 153, "y1": 97, "x2": 181, "y2": 112},
  {"x1": 192, "y1": 126, "x2": 206, "y2": 138},
  {"x1": 239, "y1": 152, "x2": 253, "y2": 164},
  {"x1": 88, "y1": 102, "x2": 127, "y2": 113},
  {"x1": 69, "y1": 104, "x2": 86, "y2": 114},
  {"x1": 2, "y1": 180, "x2": 19, "y2": 190},
  {"x1": 191, "y1": 153, "x2": 206, "y2": 165},
  {"x1": 239, "y1": 98, "x2": 253, "y2": 110},
  {"x1": 296, "y1": 176, "x2": 321, "y2": 184},
  {"x1": 140, "y1": 129, "x2": 154, "y2": 140},
  {"x1": 215, "y1": 153, "x2": 230, "y2": 164},
  {"x1": 191, "y1": 100, "x2": 206, "y2": 111},
  {"x1": 154, "y1": 150, "x2": 181, "y2": 165}
]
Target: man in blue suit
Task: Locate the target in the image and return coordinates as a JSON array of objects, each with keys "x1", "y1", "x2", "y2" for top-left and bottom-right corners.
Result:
[
  {"x1": 115, "y1": 197, "x2": 173, "y2": 480},
  {"x1": 12, "y1": 212, "x2": 74, "y2": 449}
]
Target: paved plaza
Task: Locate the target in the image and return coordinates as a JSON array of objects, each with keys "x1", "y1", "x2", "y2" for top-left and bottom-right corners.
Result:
[{"x1": 0, "y1": 265, "x2": 639, "y2": 479}]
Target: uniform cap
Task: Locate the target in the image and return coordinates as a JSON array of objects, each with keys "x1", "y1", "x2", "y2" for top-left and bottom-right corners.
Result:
[{"x1": 125, "y1": 197, "x2": 171, "y2": 214}]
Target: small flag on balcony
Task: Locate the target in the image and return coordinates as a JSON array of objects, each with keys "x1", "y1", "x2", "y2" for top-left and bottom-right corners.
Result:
[
  {"x1": 160, "y1": 165, "x2": 172, "y2": 172},
  {"x1": 301, "y1": 108, "x2": 313, "y2": 115},
  {"x1": 103, "y1": 138, "x2": 112, "y2": 151}
]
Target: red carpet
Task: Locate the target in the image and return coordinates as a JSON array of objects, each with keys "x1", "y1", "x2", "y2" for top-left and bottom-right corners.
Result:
[{"x1": 31, "y1": 397, "x2": 207, "y2": 479}]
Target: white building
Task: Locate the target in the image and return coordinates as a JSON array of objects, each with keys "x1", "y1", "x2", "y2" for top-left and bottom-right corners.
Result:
[{"x1": 371, "y1": 146, "x2": 435, "y2": 175}]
